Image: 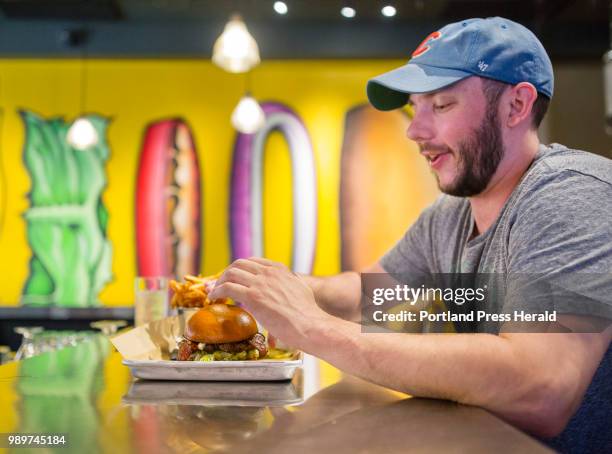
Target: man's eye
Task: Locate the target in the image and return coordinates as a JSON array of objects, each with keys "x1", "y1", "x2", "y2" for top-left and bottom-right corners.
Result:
[{"x1": 434, "y1": 103, "x2": 452, "y2": 111}]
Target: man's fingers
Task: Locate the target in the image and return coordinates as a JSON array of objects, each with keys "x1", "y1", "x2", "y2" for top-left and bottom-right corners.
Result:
[
  {"x1": 215, "y1": 267, "x2": 256, "y2": 288},
  {"x1": 230, "y1": 258, "x2": 265, "y2": 274},
  {"x1": 208, "y1": 281, "x2": 250, "y2": 303},
  {"x1": 204, "y1": 279, "x2": 217, "y2": 293},
  {"x1": 248, "y1": 256, "x2": 283, "y2": 268}
]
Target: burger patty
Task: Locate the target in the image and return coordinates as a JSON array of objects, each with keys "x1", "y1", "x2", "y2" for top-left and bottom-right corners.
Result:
[{"x1": 177, "y1": 333, "x2": 268, "y2": 361}]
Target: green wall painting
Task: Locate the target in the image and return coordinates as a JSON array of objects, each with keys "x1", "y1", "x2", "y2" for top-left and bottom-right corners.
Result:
[{"x1": 20, "y1": 111, "x2": 113, "y2": 307}]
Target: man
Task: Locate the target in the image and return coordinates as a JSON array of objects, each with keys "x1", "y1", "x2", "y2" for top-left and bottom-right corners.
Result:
[{"x1": 209, "y1": 17, "x2": 612, "y2": 451}]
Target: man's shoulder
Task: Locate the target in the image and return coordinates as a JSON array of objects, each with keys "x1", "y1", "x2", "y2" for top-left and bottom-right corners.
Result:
[
  {"x1": 507, "y1": 143, "x2": 612, "y2": 225},
  {"x1": 531, "y1": 143, "x2": 612, "y2": 187}
]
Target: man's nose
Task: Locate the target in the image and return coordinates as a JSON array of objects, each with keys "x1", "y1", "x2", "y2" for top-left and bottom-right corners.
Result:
[{"x1": 406, "y1": 112, "x2": 434, "y2": 142}]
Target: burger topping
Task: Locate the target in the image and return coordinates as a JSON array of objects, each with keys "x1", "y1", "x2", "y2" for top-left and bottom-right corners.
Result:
[
  {"x1": 176, "y1": 333, "x2": 268, "y2": 361},
  {"x1": 247, "y1": 333, "x2": 268, "y2": 358},
  {"x1": 177, "y1": 338, "x2": 197, "y2": 361}
]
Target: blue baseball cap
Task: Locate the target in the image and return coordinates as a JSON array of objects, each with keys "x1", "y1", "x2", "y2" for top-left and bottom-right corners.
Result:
[{"x1": 367, "y1": 17, "x2": 554, "y2": 111}]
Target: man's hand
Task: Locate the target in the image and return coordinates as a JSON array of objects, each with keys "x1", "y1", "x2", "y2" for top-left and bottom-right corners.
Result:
[{"x1": 208, "y1": 257, "x2": 335, "y2": 349}]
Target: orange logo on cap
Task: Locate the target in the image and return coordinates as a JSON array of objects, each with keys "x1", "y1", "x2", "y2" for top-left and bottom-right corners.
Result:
[{"x1": 411, "y1": 31, "x2": 441, "y2": 58}]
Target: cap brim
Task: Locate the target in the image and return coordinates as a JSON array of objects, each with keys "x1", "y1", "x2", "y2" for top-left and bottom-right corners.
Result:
[{"x1": 367, "y1": 63, "x2": 472, "y2": 111}]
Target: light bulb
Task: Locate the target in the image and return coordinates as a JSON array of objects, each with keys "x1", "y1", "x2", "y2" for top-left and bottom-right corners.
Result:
[
  {"x1": 341, "y1": 7, "x2": 356, "y2": 18},
  {"x1": 231, "y1": 95, "x2": 265, "y2": 134},
  {"x1": 212, "y1": 16, "x2": 260, "y2": 73},
  {"x1": 67, "y1": 117, "x2": 98, "y2": 150},
  {"x1": 273, "y1": 1, "x2": 288, "y2": 15},
  {"x1": 381, "y1": 5, "x2": 396, "y2": 17}
]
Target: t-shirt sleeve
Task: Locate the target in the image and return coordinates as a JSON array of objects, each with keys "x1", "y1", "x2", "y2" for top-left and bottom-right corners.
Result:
[{"x1": 504, "y1": 170, "x2": 612, "y2": 322}]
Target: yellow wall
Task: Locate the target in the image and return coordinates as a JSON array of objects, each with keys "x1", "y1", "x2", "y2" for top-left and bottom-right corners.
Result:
[{"x1": 0, "y1": 59, "x2": 414, "y2": 306}]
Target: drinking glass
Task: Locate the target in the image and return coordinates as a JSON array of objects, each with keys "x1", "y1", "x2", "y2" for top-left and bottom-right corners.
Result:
[{"x1": 134, "y1": 277, "x2": 169, "y2": 326}]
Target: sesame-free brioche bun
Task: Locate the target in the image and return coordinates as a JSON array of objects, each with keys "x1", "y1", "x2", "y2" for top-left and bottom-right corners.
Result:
[{"x1": 185, "y1": 303, "x2": 258, "y2": 344}]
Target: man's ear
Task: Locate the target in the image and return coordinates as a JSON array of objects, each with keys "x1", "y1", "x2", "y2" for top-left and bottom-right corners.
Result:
[{"x1": 506, "y1": 82, "x2": 538, "y2": 128}]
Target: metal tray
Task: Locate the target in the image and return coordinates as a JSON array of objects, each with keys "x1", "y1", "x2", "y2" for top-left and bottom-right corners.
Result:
[
  {"x1": 122, "y1": 376, "x2": 303, "y2": 407},
  {"x1": 122, "y1": 354, "x2": 303, "y2": 382}
]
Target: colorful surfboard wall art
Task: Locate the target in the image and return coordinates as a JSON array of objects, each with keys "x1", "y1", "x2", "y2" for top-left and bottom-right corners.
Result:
[
  {"x1": 135, "y1": 119, "x2": 202, "y2": 279},
  {"x1": 21, "y1": 111, "x2": 113, "y2": 307},
  {"x1": 230, "y1": 102, "x2": 317, "y2": 274},
  {"x1": 339, "y1": 105, "x2": 439, "y2": 272}
]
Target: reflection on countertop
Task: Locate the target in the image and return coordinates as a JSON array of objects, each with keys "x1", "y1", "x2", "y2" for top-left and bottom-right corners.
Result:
[{"x1": 123, "y1": 374, "x2": 304, "y2": 407}]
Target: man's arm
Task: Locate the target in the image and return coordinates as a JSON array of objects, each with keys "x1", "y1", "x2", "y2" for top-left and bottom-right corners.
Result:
[
  {"x1": 300, "y1": 263, "x2": 384, "y2": 321},
  {"x1": 308, "y1": 316, "x2": 611, "y2": 438},
  {"x1": 209, "y1": 257, "x2": 611, "y2": 438}
]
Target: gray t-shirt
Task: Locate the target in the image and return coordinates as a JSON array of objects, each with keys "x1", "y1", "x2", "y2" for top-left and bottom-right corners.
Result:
[
  {"x1": 380, "y1": 143, "x2": 611, "y2": 452},
  {"x1": 381, "y1": 143, "x2": 612, "y2": 325}
]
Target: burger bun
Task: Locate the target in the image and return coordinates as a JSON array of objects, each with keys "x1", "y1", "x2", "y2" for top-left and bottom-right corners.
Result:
[{"x1": 185, "y1": 304, "x2": 258, "y2": 343}]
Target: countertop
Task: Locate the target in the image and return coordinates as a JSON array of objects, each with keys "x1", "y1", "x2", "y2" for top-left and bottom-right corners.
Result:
[{"x1": 0, "y1": 334, "x2": 552, "y2": 453}]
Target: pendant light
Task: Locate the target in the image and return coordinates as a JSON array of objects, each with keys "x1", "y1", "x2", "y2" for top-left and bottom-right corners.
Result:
[
  {"x1": 231, "y1": 93, "x2": 265, "y2": 134},
  {"x1": 231, "y1": 69, "x2": 265, "y2": 134},
  {"x1": 67, "y1": 117, "x2": 98, "y2": 150},
  {"x1": 67, "y1": 28, "x2": 98, "y2": 150},
  {"x1": 212, "y1": 15, "x2": 260, "y2": 74}
]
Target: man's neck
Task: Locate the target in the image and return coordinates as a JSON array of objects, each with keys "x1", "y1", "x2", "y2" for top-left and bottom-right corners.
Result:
[{"x1": 469, "y1": 135, "x2": 540, "y2": 237}]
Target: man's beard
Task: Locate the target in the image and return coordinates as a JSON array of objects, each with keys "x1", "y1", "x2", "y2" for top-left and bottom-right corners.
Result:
[{"x1": 433, "y1": 108, "x2": 504, "y2": 197}]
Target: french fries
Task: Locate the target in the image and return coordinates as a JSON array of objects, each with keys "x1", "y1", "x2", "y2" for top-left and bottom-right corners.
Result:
[{"x1": 169, "y1": 272, "x2": 230, "y2": 308}]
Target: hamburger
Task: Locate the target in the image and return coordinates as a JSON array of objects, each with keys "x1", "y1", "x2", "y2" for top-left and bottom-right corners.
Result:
[{"x1": 176, "y1": 304, "x2": 267, "y2": 361}]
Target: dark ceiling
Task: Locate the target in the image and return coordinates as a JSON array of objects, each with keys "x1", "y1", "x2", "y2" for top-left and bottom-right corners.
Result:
[
  {"x1": 0, "y1": 0, "x2": 608, "y2": 59},
  {"x1": 0, "y1": 0, "x2": 606, "y2": 23}
]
